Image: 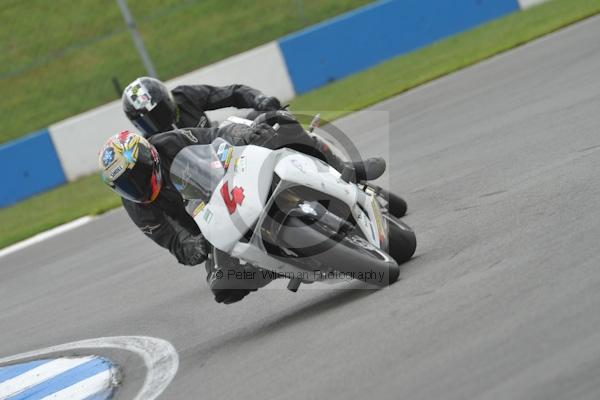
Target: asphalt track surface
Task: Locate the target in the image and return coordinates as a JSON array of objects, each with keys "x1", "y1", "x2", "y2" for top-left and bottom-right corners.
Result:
[{"x1": 3, "y1": 15, "x2": 600, "y2": 400}]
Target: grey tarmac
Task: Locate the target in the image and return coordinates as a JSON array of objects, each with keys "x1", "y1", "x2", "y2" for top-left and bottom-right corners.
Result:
[{"x1": 2, "y1": 15, "x2": 600, "y2": 400}]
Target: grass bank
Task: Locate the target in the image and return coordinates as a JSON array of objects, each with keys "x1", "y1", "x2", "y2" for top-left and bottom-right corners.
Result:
[
  {"x1": 2, "y1": 0, "x2": 599, "y2": 250},
  {"x1": 0, "y1": 174, "x2": 121, "y2": 249},
  {"x1": 290, "y1": 0, "x2": 600, "y2": 122},
  {"x1": 0, "y1": 0, "x2": 370, "y2": 144}
]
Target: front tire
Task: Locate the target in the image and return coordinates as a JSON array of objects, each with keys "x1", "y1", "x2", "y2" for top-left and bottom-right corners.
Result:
[
  {"x1": 278, "y1": 217, "x2": 400, "y2": 286},
  {"x1": 383, "y1": 191, "x2": 407, "y2": 218},
  {"x1": 364, "y1": 184, "x2": 407, "y2": 218},
  {"x1": 384, "y1": 215, "x2": 416, "y2": 264}
]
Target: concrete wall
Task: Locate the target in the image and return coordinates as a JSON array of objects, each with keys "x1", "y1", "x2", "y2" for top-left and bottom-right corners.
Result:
[
  {"x1": 4, "y1": 0, "x2": 548, "y2": 205},
  {"x1": 49, "y1": 102, "x2": 135, "y2": 182},
  {"x1": 48, "y1": 41, "x2": 293, "y2": 182},
  {"x1": 518, "y1": 0, "x2": 548, "y2": 9}
]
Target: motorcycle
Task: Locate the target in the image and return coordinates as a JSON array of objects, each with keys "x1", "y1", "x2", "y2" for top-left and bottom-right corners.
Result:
[{"x1": 169, "y1": 116, "x2": 416, "y2": 291}]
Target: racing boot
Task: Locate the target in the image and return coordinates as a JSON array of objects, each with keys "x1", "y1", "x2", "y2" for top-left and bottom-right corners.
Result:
[
  {"x1": 254, "y1": 110, "x2": 386, "y2": 182},
  {"x1": 313, "y1": 138, "x2": 386, "y2": 181},
  {"x1": 205, "y1": 250, "x2": 275, "y2": 304}
]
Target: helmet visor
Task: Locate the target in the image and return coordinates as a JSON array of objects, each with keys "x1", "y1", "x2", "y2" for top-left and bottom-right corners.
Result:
[
  {"x1": 112, "y1": 145, "x2": 161, "y2": 203},
  {"x1": 132, "y1": 101, "x2": 176, "y2": 137}
]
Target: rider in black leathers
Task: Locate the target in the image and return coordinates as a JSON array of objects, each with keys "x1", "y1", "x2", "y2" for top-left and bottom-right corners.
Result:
[
  {"x1": 117, "y1": 77, "x2": 385, "y2": 304},
  {"x1": 121, "y1": 77, "x2": 285, "y2": 304},
  {"x1": 122, "y1": 76, "x2": 281, "y2": 136}
]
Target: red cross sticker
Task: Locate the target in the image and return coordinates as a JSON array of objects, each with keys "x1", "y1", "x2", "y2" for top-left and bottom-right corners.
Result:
[{"x1": 220, "y1": 181, "x2": 245, "y2": 214}]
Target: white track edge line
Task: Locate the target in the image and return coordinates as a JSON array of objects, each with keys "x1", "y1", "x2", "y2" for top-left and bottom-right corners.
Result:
[{"x1": 0, "y1": 216, "x2": 95, "y2": 259}]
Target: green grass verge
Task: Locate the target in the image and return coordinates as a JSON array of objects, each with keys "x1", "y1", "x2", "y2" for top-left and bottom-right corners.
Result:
[
  {"x1": 0, "y1": 174, "x2": 121, "y2": 249},
  {"x1": 289, "y1": 0, "x2": 600, "y2": 122},
  {"x1": 1, "y1": 0, "x2": 599, "y2": 250},
  {"x1": 0, "y1": 0, "x2": 371, "y2": 144}
]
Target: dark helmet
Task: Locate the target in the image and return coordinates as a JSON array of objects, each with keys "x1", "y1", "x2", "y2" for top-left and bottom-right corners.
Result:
[
  {"x1": 99, "y1": 130, "x2": 162, "y2": 203},
  {"x1": 122, "y1": 77, "x2": 177, "y2": 137}
]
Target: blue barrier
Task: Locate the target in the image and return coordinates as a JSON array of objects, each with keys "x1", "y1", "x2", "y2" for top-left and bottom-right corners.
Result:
[
  {"x1": 279, "y1": 0, "x2": 520, "y2": 94},
  {"x1": 0, "y1": 129, "x2": 66, "y2": 207}
]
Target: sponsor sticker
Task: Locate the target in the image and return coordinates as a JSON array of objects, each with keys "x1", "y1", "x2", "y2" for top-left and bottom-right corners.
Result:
[
  {"x1": 126, "y1": 80, "x2": 156, "y2": 111},
  {"x1": 109, "y1": 164, "x2": 124, "y2": 179},
  {"x1": 192, "y1": 201, "x2": 206, "y2": 217},
  {"x1": 203, "y1": 208, "x2": 214, "y2": 223},
  {"x1": 223, "y1": 148, "x2": 234, "y2": 169},
  {"x1": 234, "y1": 156, "x2": 247, "y2": 172},
  {"x1": 102, "y1": 147, "x2": 115, "y2": 167},
  {"x1": 216, "y1": 142, "x2": 227, "y2": 159}
]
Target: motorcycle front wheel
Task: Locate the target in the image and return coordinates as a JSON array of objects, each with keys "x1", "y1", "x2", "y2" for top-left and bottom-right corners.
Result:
[
  {"x1": 277, "y1": 217, "x2": 400, "y2": 286},
  {"x1": 383, "y1": 214, "x2": 417, "y2": 264}
]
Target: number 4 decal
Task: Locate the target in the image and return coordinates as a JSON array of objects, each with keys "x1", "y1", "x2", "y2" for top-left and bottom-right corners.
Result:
[{"x1": 220, "y1": 181, "x2": 245, "y2": 214}]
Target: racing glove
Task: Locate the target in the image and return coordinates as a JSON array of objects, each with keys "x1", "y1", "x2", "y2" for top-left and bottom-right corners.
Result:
[
  {"x1": 176, "y1": 234, "x2": 208, "y2": 266},
  {"x1": 248, "y1": 123, "x2": 278, "y2": 147},
  {"x1": 254, "y1": 95, "x2": 281, "y2": 111}
]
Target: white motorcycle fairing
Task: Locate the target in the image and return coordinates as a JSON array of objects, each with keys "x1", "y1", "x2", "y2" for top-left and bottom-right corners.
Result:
[{"x1": 180, "y1": 141, "x2": 392, "y2": 282}]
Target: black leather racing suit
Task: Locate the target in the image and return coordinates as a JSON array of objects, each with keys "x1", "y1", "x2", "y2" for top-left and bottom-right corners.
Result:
[
  {"x1": 122, "y1": 125, "x2": 258, "y2": 265},
  {"x1": 124, "y1": 113, "x2": 347, "y2": 304},
  {"x1": 123, "y1": 112, "x2": 345, "y2": 267},
  {"x1": 122, "y1": 84, "x2": 278, "y2": 264},
  {"x1": 171, "y1": 84, "x2": 265, "y2": 129}
]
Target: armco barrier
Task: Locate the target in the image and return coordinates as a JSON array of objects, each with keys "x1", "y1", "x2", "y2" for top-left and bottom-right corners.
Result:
[
  {"x1": 0, "y1": 129, "x2": 66, "y2": 207},
  {"x1": 278, "y1": 0, "x2": 520, "y2": 94}
]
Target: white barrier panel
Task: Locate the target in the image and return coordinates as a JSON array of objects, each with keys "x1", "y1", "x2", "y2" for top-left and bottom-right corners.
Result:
[
  {"x1": 518, "y1": 0, "x2": 548, "y2": 9},
  {"x1": 50, "y1": 41, "x2": 295, "y2": 181},
  {"x1": 49, "y1": 100, "x2": 135, "y2": 181},
  {"x1": 168, "y1": 41, "x2": 296, "y2": 126},
  {"x1": 167, "y1": 41, "x2": 295, "y2": 102}
]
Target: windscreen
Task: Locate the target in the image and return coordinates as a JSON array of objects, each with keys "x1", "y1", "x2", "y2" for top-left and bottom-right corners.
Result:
[{"x1": 169, "y1": 138, "x2": 231, "y2": 201}]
